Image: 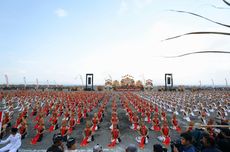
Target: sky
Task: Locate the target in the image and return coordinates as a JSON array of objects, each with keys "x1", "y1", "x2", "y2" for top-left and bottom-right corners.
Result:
[{"x1": 0, "y1": 0, "x2": 230, "y2": 86}]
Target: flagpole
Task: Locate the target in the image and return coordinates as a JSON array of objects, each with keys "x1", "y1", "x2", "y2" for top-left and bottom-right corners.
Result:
[
  {"x1": 36, "y1": 78, "x2": 39, "y2": 90},
  {"x1": 4, "y1": 74, "x2": 9, "y2": 88},
  {"x1": 23, "y1": 77, "x2": 26, "y2": 88},
  {"x1": 211, "y1": 79, "x2": 215, "y2": 90},
  {"x1": 225, "y1": 78, "x2": 228, "y2": 87},
  {"x1": 47, "y1": 80, "x2": 49, "y2": 89}
]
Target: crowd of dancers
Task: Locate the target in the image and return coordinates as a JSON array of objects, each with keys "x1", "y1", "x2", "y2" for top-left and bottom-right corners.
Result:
[{"x1": 0, "y1": 90, "x2": 229, "y2": 151}]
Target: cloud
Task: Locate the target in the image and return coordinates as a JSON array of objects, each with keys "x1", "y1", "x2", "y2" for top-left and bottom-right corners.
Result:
[{"x1": 54, "y1": 8, "x2": 68, "y2": 17}]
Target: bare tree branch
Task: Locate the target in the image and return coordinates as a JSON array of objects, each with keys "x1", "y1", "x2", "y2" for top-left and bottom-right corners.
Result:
[
  {"x1": 223, "y1": 0, "x2": 230, "y2": 6},
  {"x1": 169, "y1": 10, "x2": 230, "y2": 28},
  {"x1": 162, "y1": 31, "x2": 230, "y2": 41},
  {"x1": 211, "y1": 4, "x2": 230, "y2": 9},
  {"x1": 162, "y1": 51, "x2": 230, "y2": 58}
]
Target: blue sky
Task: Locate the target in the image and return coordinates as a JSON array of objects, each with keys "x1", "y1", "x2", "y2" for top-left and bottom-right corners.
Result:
[{"x1": 0, "y1": 0, "x2": 230, "y2": 86}]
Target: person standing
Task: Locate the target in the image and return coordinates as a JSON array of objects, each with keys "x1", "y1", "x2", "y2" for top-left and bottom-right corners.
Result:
[{"x1": 0, "y1": 127, "x2": 21, "y2": 152}]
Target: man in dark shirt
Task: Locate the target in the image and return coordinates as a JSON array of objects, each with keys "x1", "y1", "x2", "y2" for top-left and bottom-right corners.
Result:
[
  {"x1": 47, "y1": 133, "x2": 64, "y2": 152},
  {"x1": 201, "y1": 132, "x2": 222, "y2": 152},
  {"x1": 173, "y1": 132, "x2": 196, "y2": 152}
]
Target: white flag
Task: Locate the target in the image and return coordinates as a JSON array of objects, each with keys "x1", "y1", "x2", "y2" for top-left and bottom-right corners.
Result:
[
  {"x1": 23, "y1": 77, "x2": 26, "y2": 87},
  {"x1": 47, "y1": 80, "x2": 49, "y2": 88},
  {"x1": 4, "y1": 74, "x2": 9, "y2": 87},
  {"x1": 36, "y1": 78, "x2": 39, "y2": 89}
]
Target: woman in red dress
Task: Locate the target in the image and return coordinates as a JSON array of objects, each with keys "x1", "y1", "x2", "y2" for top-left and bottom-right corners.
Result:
[
  {"x1": 77, "y1": 109, "x2": 83, "y2": 124},
  {"x1": 151, "y1": 113, "x2": 161, "y2": 131},
  {"x1": 171, "y1": 114, "x2": 181, "y2": 133},
  {"x1": 110, "y1": 112, "x2": 119, "y2": 130},
  {"x1": 49, "y1": 113, "x2": 58, "y2": 132},
  {"x1": 80, "y1": 121, "x2": 94, "y2": 147},
  {"x1": 68, "y1": 113, "x2": 76, "y2": 134},
  {"x1": 136, "y1": 121, "x2": 149, "y2": 149},
  {"x1": 18, "y1": 119, "x2": 27, "y2": 139},
  {"x1": 60, "y1": 120, "x2": 69, "y2": 142},
  {"x1": 31, "y1": 121, "x2": 45, "y2": 144},
  {"x1": 158, "y1": 121, "x2": 170, "y2": 146},
  {"x1": 108, "y1": 124, "x2": 121, "y2": 148},
  {"x1": 130, "y1": 113, "x2": 139, "y2": 130},
  {"x1": 91, "y1": 113, "x2": 99, "y2": 132}
]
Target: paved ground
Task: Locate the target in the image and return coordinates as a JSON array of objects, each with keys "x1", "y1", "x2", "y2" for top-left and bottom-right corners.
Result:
[{"x1": 0, "y1": 92, "x2": 190, "y2": 152}]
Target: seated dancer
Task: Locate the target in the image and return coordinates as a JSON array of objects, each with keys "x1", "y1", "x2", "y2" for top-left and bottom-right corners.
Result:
[
  {"x1": 80, "y1": 121, "x2": 94, "y2": 147},
  {"x1": 18, "y1": 119, "x2": 27, "y2": 139},
  {"x1": 97, "y1": 109, "x2": 103, "y2": 122},
  {"x1": 68, "y1": 113, "x2": 76, "y2": 134},
  {"x1": 110, "y1": 112, "x2": 119, "y2": 130},
  {"x1": 31, "y1": 106, "x2": 37, "y2": 116},
  {"x1": 206, "y1": 118, "x2": 215, "y2": 136},
  {"x1": 161, "y1": 110, "x2": 167, "y2": 121},
  {"x1": 63, "y1": 110, "x2": 70, "y2": 121},
  {"x1": 200, "y1": 113, "x2": 207, "y2": 125},
  {"x1": 58, "y1": 104, "x2": 63, "y2": 117},
  {"x1": 34, "y1": 112, "x2": 44, "y2": 130},
  {"x1": 3, "y1": 112, "x2": 11, "y2": 129},
  {"x1": 186, "y1": 121, "x2": 194, "y2": 132},
  {"x1": 60, "y1": 120, "x2": 69, "y2": 142},
  {"x1": 1, "y1": 112, "x2": 11, "y2": 138},
  {"x1": 83, "y1": 106, "x2": 88, "y2": 118},
  {"x1": 92, "y1": 113, "x2": 99, "y2": 132},
  {"x1": 171, "y1": 114, "x2": 181, "y2": 133},
  {"x1": 136, "y1": 121, "x2": 149, "y2": 149},
  {"x1": 144, "y1": 109, "x2": 151, "y2": 123},
  {"x1": 158, "y1": 121, "x2": 170, "y2": 146},
  {"x1": 31, "y1": 121, "x2": 45, "y2": 144},
  {"x1": 14, "y1": 112, "x2": 23, "y2": 128},
  {"x1": 49, "y1": 112, "x2": 58, "y2": 132},
  {"x1": 130, "y1": 112, "x2": 139, "y2": 130},
  {"x1": 150, "y1": 113, "x2": 161, "y2": 131},
  {"x1": 108, "y1": 124, "x2": 121, "y2": 148},
  {"x1": 77, "y1": 109, "x2": 83, "y2": 124},
  {"x1": 183, "y1": 111, "x2": 191, "y2": 122}
]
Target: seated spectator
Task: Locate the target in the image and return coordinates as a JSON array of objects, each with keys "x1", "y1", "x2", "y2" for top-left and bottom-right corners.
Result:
[
  {"x1": 215, "y1": 119, "x2": 230, "y2": 152},
  {"x1": 153, "y1": 144, "x2": 163, "y2": 152},
  {"x1": 173, "y1": 132, "x2": 195, "y2": 152},
  {"x1": 47, "y1": 133, "x2": 64, "y2": 152},
  {"x1": 201, "y1": 132, "x2": 222, "y2": 152},
  {"x1": 93, "y1": 144, "x2": 103, "y2": 152},
  {"x1": 126, "y1": 144, "x2": 138, "y2": 152},
  {"x1": 65, "y1": 137, "x2": 77, "y2": 152}
]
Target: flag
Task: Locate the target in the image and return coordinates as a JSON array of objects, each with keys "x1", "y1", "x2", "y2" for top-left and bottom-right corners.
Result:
[
  {"x1": 4, "y1": 74, "x2": 9, "y2": 87},
  {"x1": 36, "y1": 78, "x2": 39, "y2": 89},
  {"x1": 24, "y1": 77, "x2": 26, "y2": 87}
]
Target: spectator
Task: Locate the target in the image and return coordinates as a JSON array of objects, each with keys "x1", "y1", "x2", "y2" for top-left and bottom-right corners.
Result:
[
  {"x1": 201, "y1": 132, "x2": 222, "y2": 152},
  {"x1": 0, "y1": 127, "x2": 21, "y2": 152},
  {"x1": 126, "y1": 144, "x2": 138, "y2": 152},
  {"x1": 173, "y1": 132, "x2": 196, "y2": 152},
  {"x1": 215, "y1": 120, "x2": 230, "y2": 152},
  {"x1": 153, "y1": 144, "x2": 163, "y2": 152},
  {"x1": 65, "y1": 137, "x2": 77, "y2": 152},
  {"x1": 47, "y1": 133, "x2": 64, "y2": 152},
  {"x1": 93, "y1": 144, "x2": 103, "y2": 152}
]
